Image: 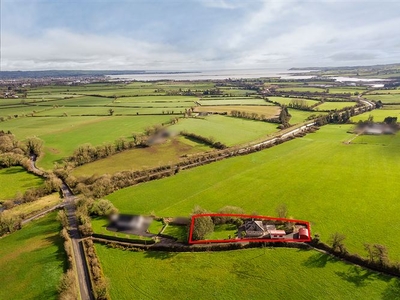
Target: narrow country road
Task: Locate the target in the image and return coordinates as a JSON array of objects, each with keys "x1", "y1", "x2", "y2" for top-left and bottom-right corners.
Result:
[
  {"x1": 62, "y1": 183, "x2": 94, "y2": 300},
  {"x1": 28, "y1": 156, "x2": 93, "y2": 300}
]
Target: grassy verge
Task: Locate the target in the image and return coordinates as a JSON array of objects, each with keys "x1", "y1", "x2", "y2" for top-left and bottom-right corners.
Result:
[{"x1": 3, "y1": 193, "x2": 61, "y2": 219}]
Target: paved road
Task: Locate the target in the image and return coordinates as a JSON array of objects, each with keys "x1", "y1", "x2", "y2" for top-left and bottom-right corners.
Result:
[
  {"x1": 28, "y1": 156, "x2": 93, "y2": 300},
  {"x1": 61, "y1": 184, "x2": 94, "y2": 300}
]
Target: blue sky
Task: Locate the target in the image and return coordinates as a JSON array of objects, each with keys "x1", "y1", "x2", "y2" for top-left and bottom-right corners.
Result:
[{"x1": 1, "y1": 0, "x2": 400, "y2": 70}]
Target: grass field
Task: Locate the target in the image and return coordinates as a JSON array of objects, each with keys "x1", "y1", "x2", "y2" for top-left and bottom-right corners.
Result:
[
  {"x1": 0, "y1": 167, "x2": 44, "y2": 201},
  {"x1": 365, "y1": 94, "x2": 400, "y2": 104},
  {"x1": 268, "y1": 96, "x2": 320, "y2": 107},
  {"x1": 169, "y1": 115, "x2": 279, "y2": 146},
  {"x1": 4, "y1": 193, "x2": 61, "y2": 219},
  {"x1": 105, "y1": 125, "x2": 400, "y2": 260},
  {"x1": 73, "y1": 136, "x2": 212, "y2": 177},
  {"x1": 162, "y1": 224, "x2": 187, "y2": 242},
  {"x1": 198, "y1": 98, "x2": 269, "y2": 106},
  {"x1": 351, "y1": 109, "x2": 400, "y2": 122},
  {"x1": 314, "y1": 101, "x2": 356, "y2": 111},
  {"x1": 277, "y1": 86, "x2": 326, "y2": 93},
  {"x1": 287, "y1": 109, "x2": 322, "y2": 125},
  {"x1": 1, "y1": 115, "x2": 174, "y2": 169},
  {"x1": 365, "y1": 89, "x2": 400, "y2": 95},
  {"x1": 194, "y1": 105, "x2": 280, "y2": 118},
  {"x1": 0, "y1": 212, "x2": 66, "y2": 300},
  {"x1": 95, "y1": 245, "x2": 400, "y2": 300}
]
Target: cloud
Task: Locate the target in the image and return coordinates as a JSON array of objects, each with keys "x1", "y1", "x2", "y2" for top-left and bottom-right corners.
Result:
[
  {"x1": 329, "y1": 52, "x2": 378, "y2": 62},
  {"x1": 196, "y1": 0, "x2": 244, "y2": 9},
  {"x1": 1, "y1": 0, "x2": 400, "y2": 70},
  {"x1": 1, "y1": 29, "x2": 196, "y2": 70}
]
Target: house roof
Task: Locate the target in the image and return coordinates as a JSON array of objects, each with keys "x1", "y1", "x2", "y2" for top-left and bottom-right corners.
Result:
[
  {"x1": 268, "y1": 230, "x2": 286, "y2": 235},
  {"x1": 299, "y1": 228, "x2": 309, "y2": 236}
]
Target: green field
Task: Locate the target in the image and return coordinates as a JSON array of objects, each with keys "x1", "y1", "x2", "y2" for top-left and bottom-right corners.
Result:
[
  {"x1": 0, "y1": 212, "x2": 66, "y2": 300},
  {"x1": 105, "y1": 125, "x2": 400, "y2": 260},
  {"x1": 365, "y1": 94, "x2": 400, "y2": 104},
  {"x1": 162, "y1": 224, "x2": 187, "y2": 242},
  {"x1": 314, "y1": 101, "x2": 356, "y2": 111},
  {"x1": 268, "y1": 96, "x2": 320, "y2": 107},
  {"x1": 95, "y1": 245, "x2": 400, "y2": 300},
  {"x1": 277, "y1": 86, "x2": 326, "y2": 93},
  {"x1": 287, "y1": 109, "x2": 322, "y2": 125},
  {"x1": 0, "y1": 167, "x2": 44, "y2": 201},
  {"x1": 73, "y1": 136, "x2": 211, "y2": 177},
  {"x1": 1, "y1": 115, "x2": 173, "y2": 169},
  {"x1": 198, "y1": 98, "x2": 269, "y2": 106},
  {"x1": 169, "y1": 115, "x2": 279, "y2": 146},
  {"x1": 351, "y1": 109, "x2": 400, "y2": 123},
  {"x1": 366, "y1": 89, "x2": 400, "y2": 95}
]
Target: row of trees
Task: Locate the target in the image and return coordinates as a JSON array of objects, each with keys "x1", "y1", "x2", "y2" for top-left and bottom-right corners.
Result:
[
  {"x1": 180, "y1": 131, "x2": 227, "y2": 149},
  {"x1": 230, "y1": 110, "x2": 279, "y2": 123},
  {"x1": 323, "y1": 232, "x2": 400, "y2": 276},
  {"x1": 57, "y1": 211, "x2": 79, "y2": 300}
]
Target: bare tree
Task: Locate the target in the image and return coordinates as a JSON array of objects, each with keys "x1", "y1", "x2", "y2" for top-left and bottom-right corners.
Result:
[
  {"x1": 275, "y1": 203, "x2": 288, "y2": 219},
  {"x1": 329, "y1": 232, "x2": 347, "y2": 253}
]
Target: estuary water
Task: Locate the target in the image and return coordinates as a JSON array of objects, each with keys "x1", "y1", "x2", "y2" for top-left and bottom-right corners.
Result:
[{"x1": 107, "y1": 68, "x2": 313, "y2": 81}]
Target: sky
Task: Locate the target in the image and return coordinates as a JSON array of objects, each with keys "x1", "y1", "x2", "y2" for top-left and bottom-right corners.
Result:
[{"x1": 1, "y1": 0, "x2": 400, "y2": 71}]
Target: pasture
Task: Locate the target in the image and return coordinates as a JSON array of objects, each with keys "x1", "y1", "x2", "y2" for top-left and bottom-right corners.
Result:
[
  {"x1": 169, "y1": 115, "x2": 279, "y2": 146},
  {"x1": 0, "y1": 212, "x2": 66, "y2": 300},
  {"x1": 351, "y1": 109, "x2": 400, "y2": 123},
  {"x1": 105, "y1": 125, "x2": 400, "y2": 260},
  {"x1": 0, "y1": 167, "x2": 44, "y2": 201},
  {"x1": 287, "y1": 108, "x2": 322, "y2": 125},
  {"x1": 365, "y1": 94, "x2": 400, "y2": 104},
  {"x1": 72, "y1": 136, "x2": 211, "y2": 177},
  {"x1": 0, "y1": 115, "x2": 173, "y2": 169},
  {"x1": 197, "y1": 98, "x2": 269, "y2": 106},
  {"x1": 194, "y1": 105, "x2": 280, "y2": 118},
  {"x1": 267, "y1": 96, "x2": 320, "y2": 107},
  {"x1": 277, "y1": 86, "x2": 325, "y2": 93},
  {"x1": 314, "y1": 101, "x2": 356, "y2": 111},
  {"x1": 95, "y1": 245, "x2": 400, "y2": 300}
]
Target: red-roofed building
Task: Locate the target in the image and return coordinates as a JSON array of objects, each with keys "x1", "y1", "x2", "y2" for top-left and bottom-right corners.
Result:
[
  {"x1": 268, "y1": 229, "x2": 286, "y2": 239},
  {"x1": 298, "y1": 228, "x2": 309, "y2": 239}
]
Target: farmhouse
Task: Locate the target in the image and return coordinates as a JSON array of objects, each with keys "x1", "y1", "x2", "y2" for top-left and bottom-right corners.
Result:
[{"x1": 244, "y1": 220, "x2": 264, "y2": 237}]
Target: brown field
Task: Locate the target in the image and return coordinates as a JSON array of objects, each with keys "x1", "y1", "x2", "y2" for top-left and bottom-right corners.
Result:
[{"x1": 194, "y1": 105, "x2": 280, "y2": 118}]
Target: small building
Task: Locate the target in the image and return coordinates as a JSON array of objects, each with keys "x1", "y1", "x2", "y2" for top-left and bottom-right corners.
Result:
[
  {"x1": 268, "y1": 229, "x2": 286, "y2": 239},
  {"x1": 298, "y1": 228, "x2": 309, "y2": 240},
  {"x1": 110, "y1": 214, "x2": 146, "y2": 231}
]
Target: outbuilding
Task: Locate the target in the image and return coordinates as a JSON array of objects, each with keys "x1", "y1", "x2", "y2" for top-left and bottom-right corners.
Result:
[
  {"x1": 298, "y1": 228, "x2": 309, "y2": 240},
  {"x1": 268, "y1": 229, "x2": 286, "y2": 239}
]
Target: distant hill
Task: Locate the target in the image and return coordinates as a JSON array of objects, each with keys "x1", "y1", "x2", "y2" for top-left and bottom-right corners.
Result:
[{"x1": 0, "y1": 70, "x2": 197, "y2": 79}]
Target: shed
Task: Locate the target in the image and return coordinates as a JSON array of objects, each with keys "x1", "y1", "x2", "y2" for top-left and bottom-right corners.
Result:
[
  {"x1": 268, "y1": 229, "x2": 286, "y2": 239},
  {"x1": 298, "y1": 228, "x2": 309, "y2": 240}
]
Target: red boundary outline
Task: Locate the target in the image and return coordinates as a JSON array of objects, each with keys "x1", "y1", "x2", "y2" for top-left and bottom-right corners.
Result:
[{"x1": 188, "y1": 213, "x2": 311, "y2": 244}]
